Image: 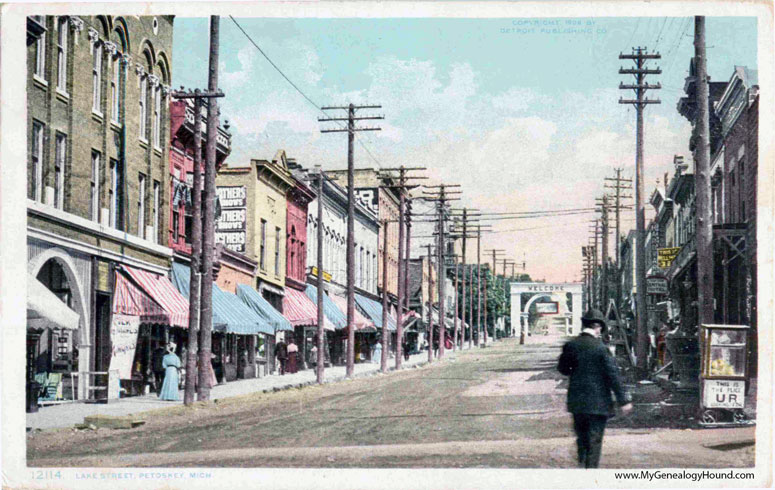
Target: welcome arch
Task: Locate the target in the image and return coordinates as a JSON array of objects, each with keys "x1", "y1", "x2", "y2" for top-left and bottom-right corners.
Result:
[{"x1": 510, "y1": 282, "x2": 583, "y2": 337}]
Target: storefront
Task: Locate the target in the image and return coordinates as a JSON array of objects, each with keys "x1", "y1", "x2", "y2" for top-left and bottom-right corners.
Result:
[
  {"x1": 305, "y1": 284, "x2": 349, "y2": 365},
  {"x1": 236, "y1": 284, "x2": 293, "y2": 376},
  {"x1": 329, "y1": 293, "x2": 376, "y2": 362},
  {"x1": 111, "y1": 265, "x2": 190, "y2": 396},
  {"x1": 282, "y1": 287, "x2": 335, "y2": 369},
  {"x1": 171, "y1": 263, "x2": 272, "y2": 382},
  {"x1": 354, "y1": 292, "x2": 398, "y2": 357}
]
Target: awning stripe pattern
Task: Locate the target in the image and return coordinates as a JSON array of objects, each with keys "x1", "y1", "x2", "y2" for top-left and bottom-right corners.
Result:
[
  {"x1": 329, "y1": 294, "x2": 375, "y2": 332},
  {"x1": 122, "y1": 265, "x2": 189, "y2": 328},
  {"x1": 171, "y1": 262, "x2": 271, "y2": 335},
  {"x1": 281, "y1": 287, "x2": 318, "y2": 327},
  {"x1": 236, "y1": 284, "x2": 293, "y2": 333},
  {"x1": 113, "y1": 271, "x2": 175, "y2": 326},
  {"x1": 305, "y1": 284, "x2": 346, "y2": 330},
  {"x1": 354, "y1": 293, "x2": 397, "y2": 332}
]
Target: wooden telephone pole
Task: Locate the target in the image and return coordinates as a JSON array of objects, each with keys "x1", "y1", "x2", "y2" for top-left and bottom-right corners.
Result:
[
  {"x1": 171, "y1": 86, "x2": 224, "y2": 406},
  {"x1": 423, "y1": 184, "x2": 461, "y2": 358},
  {"x1": 426, "y1": 243, "x2": 434, "y2": 362},
  {"x1": 595, "y1": 196, "x2": 610, "y2": 311},
  {"x1": 319, "y1": 104, "x2": 383, "y2": 377},
  {"x1": 619, "y1": 46, "x2": 661, "y2": 376},
  {"x1": 604, "y1": 168, "x2": 633, "y2": 309},
  {"x1": 379, "y1": 167, "x2": 426, "y2": 368},
  {"x1": 694, "y1": 16, "x2": 714, "y2": 326}
]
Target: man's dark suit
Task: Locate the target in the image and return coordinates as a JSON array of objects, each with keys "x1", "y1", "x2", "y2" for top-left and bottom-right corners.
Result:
[{"x1": 558, "y1": 332, "x2": 630, "y2": 468}]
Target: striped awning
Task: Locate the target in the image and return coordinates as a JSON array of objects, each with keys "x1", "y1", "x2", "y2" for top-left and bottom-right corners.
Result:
[
  {"x1": 171, "y1": 262, "x2": 270, "y2": 335},
  {"x1": 329, "y1": 294, "x2": 375, "y2": 332},
  {"x1": 354, "y1": 293, "x2": 397, "y2": 332},
  {"x1": 305, "y1": 284, "x2": 346, "y2": 330},
  {"x1": 283, "y1": 287, "x2": 335, "y2": 331},
  {"x1": 236, "y1": 284, "x2": 293, "y2": 333},
  {"x1": 113, "y1": 271, "x2": 182, "y2": 327},
  {"x1": 122, "y1": 265, "x2": 189, "y2": 328}
]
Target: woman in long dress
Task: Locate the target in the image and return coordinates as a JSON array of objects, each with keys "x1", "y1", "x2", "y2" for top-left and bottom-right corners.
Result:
[
  {"x1": 159, "y1": 343, "x2": 181, "y2": 401},
  {"x1": 286, "y1": 338, "x2": 299, "y2": 374}
]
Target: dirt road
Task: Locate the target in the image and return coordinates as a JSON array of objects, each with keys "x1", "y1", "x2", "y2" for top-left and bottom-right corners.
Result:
[{"x1": 27, "y1": 338, "x2": 755, "y2": 468}]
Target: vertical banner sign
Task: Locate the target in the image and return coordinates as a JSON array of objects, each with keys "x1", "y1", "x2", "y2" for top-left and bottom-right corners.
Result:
[
  {"x1": 215, "y1": 186, "x2": 247, "y2": 253},
  {"x1": 108, "y1": 314, "x2": 140, "y2": 379}
]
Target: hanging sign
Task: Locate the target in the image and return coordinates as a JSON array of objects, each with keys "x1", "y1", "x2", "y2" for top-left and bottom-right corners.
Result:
[
  {"x1": 108, "y1": 314, "x2": 140, "y2": 379},
  {"x1": 647, "y1": 276, "x2": 669, "y2": 295},
  {"x1": 703, "y1": 379, "x2": 745, "y2": 409},
  {"x1": 658, "y1": 247, "x2": 681, "y2": 269}
]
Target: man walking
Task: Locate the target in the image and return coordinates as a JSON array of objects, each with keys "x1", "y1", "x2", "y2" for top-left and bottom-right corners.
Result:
[{"x1": 558, "y1": 309, "x2": 632, "y2": 468}]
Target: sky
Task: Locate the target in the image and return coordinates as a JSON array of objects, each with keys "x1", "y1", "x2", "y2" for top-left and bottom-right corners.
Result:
[{"x1": 172, "y1": 16, "x2": 757, "y2": 283}]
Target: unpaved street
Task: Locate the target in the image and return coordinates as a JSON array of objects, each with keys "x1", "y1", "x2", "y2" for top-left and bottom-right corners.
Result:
[{"x1": 27, "y1": 338, "x2": 755, "y2": 468}]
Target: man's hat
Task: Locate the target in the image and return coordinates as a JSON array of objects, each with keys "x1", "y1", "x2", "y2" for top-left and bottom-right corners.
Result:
[{"x1": 581, "y1": 309, "x2": 607, "y2": 331}]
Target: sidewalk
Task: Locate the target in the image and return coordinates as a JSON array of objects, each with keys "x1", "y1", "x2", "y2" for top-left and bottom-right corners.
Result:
[{"x1": 26, "y1": 346, "x2": 475, "y2": 431}]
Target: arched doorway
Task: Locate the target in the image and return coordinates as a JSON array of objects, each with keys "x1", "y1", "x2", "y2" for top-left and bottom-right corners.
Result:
[{"x1": 28, "y1": 248, "x2": 90, "y2": 400}]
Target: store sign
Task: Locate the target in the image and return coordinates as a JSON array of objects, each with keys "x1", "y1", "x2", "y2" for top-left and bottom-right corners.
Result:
[
  {"x1": 536, "y1": 301, "x2": 559, "y2": 315},
  {"x1": 647, "y1": 276, "x2": 669, "y2": 295},
  {"x1": 311, "y1": 267, "x2": 332, "y2": 282},
  {"x1": 215, "y1": 186, "x2": 247, "y2": 253},
  {"x1": 703, "y1": 379, "x2": 745, "y2": 409},
  {"x1": 658, "y1": 247, "x2": 681, "y2": 269},
  {"x1": 108, "y1": 314, "x2": 140, "y2": 379},
  {"x1": 96, "y1": 260, "x2": 112, "y2": 293}
]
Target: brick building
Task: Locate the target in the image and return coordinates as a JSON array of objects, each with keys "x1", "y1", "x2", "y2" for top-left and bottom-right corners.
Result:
[{"x1": 26, "y1": 16, "x2": 176, "y2": 399}]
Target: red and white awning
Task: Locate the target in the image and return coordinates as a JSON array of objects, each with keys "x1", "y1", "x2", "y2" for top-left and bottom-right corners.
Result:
[
  {"x1": 114, "y1": 265, "x2": 189, "y2": 328},
  {"x1": 283, "y1": 287, "x2": 335, "y2": 331},
  {"x1": 330, "y1": 294, "x2": 375, "y2": 332}
]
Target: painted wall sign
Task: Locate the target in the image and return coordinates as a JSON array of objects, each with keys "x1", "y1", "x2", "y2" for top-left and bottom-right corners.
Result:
[
  {"x1": 658, "y1": 247, "x2": 681, "y2": 269},
  {"x1": 215, "y1": 185, "x2": 247, "y2": 253},
  {"x1": 108, "y1": 314, "x2": 140, "y2": 379},
  {"x1": 355, "y1": 188, "x2": 379, "y2": 215}
]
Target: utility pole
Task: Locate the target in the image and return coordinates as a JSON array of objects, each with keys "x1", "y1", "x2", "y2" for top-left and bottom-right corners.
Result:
[
  {"x1": 319, "y1": 104, "x2": 383, "y2": 377},
  {"x1": 449, "y1": 209, "x2": 483, "y2": 349},
  {"x1": 171, "y1": 86, "x2": 224, "y2": 405},
  {"x1": 589, "y1": 220, "x2": 599, "y2": 310},
  {"x1": 476, "y1": 225, "x2": 482, "y2": 346},
  {"x1": 595, "y1": 196, "x2": 610, "y2": 312},
  {"x1": 404, "y1": 199, "x2": 412, "y2": 315},
  {"x1": 605, "y1": 168, "x2": 633, "y2": 309},
  {"x1": 197, "y1": 16, "x2": 221, "y2": 401},
  {"x1": 379, "y1": 167, "x2": 426, "y2": 368},
  {"x1": 426, "y1": 243, "x2": 434, "y2": 362},
  {"x1": 314, "y1": 167, "x2": 327, "y2": 383},
  {"x1": 461, "y1": 209, "x2": 467, "y2": 349},
  {"x1": 485, "y1": 249, "x2": 505, "y2": 342},
  {"x1": 694, "y1": 16, "x2": 713, "y2": 326},
  {"x1": 619, "y1": 46, "x2": 661, "y2": 377},
  {"x1": 423, "y1": 184, "x2": 461, "y2": 359},
  {"x1": 453, "y1": 260, "x2": 459, "y2": 351},
  {"x1": 381, "y1": 218, "x2": 390, "y2": 373}
]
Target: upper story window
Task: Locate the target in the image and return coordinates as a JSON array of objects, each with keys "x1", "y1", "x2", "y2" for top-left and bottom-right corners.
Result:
[
  {"x1": 91, "y1": 151, "x2": 101, "y2": 221},
  {"x1": 139, "y1": 76, "x2": 148, "y2": 141},
  {"x1": 92, "y1": 41, "x2": 103, "y2": 114},
  {"x1": 260, "y1": 219, "x2": 267, "y2": 270},
  {"x1": 31, "y1": 121, "x2": 44, "y2": 202},
  {"x1": 54, "y1": 133, "x2": 66, "y2": 210},
  {"x1": 56, "y1": 17, "x2": 68, "y2": 93},
  {"x1": 153, "y1": 85, "x2": 162, "y2": 148},
  {"x1": 138, "y1": 173, "x2": 146, "y2": 236},
  {"x1": 275, "y1": 226, "x2": 281, "y2": 276},
  {"x1": 34, "y1": 20, "x2": 46, "y2": 80},
  {"x1": 110, "y1": 158, "x2": 124, "y2": 230},
  {"x1": 111, "y1": 57, "x2": 121, "y2": 124},
  {"x1": 152, "y1": 180, "x2": 160, "y2": 244}
]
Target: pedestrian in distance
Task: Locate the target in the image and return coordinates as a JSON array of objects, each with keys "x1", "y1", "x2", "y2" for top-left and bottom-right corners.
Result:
[
  {"x1": 402, "y1": 337, "x2": 410, "y2": 361},
  {"x1": 372, "y1": 340, "x2": 382, "y2": 364},
  {"x1": 159, "y1": 342, "x2": 181, "y2": 402},
  {"x1": 557, "y1": 309, "x2": 633, "y2": 468},
  {"x1": 274, "y1": 337, "x2": 288, "y2": 375},
  {"x1": 286, "y1": 337, "x2": 299, "y2": 374}
]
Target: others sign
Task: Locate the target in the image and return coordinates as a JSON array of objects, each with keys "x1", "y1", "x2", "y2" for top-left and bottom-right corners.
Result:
[
  {"x1": 647, "y1": 276, "x2": 669, "y2": 295},
  {"x1": 703, "y1": 379, "x2": 745, "y2": 409},
  {"x1": 108, "y1": 314, "x2": 140, "y2": 379},
  {"x1": 215, "y1": 186, "x2": 247, "y2": 253},
  {"x1": 658, "y1": 247, "x2": 681, "y2": 269}
]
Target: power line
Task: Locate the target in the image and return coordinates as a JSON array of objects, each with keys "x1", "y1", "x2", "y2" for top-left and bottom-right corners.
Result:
[{"x1": 228, "y1": 15, "x2": 385, "y2": 168}]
